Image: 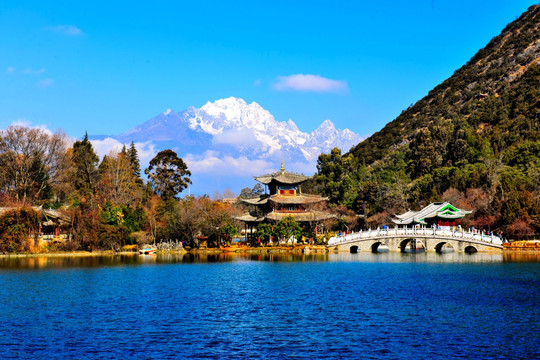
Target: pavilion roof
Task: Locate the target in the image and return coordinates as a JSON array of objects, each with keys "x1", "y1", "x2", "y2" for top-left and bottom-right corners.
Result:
[
  {"x1": 0, "y1": 206, "x2": 70, "y2": 223},
  {"x1": 234, "y1": 213, "x2": 265, "y2": 223},
  {"x1": 391, "y1": 202, "x2": 472, "y2": 225},
  {"x1": 265, "y1": 211, "x2": 335, "y2": 222},
  {"x1": 269, "y1": 194, "x2": 327, "y2": 205},
  {"x1": 254, "y1": 171, "x2": 311, "y2": 185},
  {"x1": 239, "y1": 195, "x2": 270, "y2": 205}
]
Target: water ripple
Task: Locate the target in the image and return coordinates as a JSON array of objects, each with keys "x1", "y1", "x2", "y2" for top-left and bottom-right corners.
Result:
[{"x1": 0, "y1": 253, "x2": 538, "y2": 359}]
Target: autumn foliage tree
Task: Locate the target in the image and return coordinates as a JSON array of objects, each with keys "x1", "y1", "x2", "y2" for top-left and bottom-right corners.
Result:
[
  {"x1": 98, "y1": 150, "x2": 142, "y2": 206},
  {"x1": 0, "y1": 207, "x2": 40, "y2": 252}
]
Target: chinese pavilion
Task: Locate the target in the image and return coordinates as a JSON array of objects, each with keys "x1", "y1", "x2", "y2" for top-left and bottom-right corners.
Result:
[
  {"x1": 392, "y1": 202, "x2": 472, "y2": 227},
  {"x1": 236, "y1": 161, "x2": 334, "y2": 240}
]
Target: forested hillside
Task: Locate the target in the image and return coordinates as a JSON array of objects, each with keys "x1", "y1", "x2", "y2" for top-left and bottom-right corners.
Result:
[{"x1": 312, "y1": 5, "x2": 540, "y2": 239}]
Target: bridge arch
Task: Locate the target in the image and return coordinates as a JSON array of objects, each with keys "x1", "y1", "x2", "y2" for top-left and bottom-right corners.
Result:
[
  {"x1": 350, "y1": 245, "x2": 359, "y2": 254},
  {"x1": 371, "y1": 242, "x2": 389, "y2": 253},
  {"x1": 464, "y1": 245, "x2": 478, "y2": 254},
  {"x1": 435, "y1": 242, "x2": 455, "y2": 253},
  {"x1": 399, "y1": 238, "x2": 426, "y2": 253}
]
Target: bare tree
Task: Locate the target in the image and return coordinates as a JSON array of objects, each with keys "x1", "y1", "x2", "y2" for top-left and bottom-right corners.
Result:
[{"x1": 0, "y1": 125, "x2": 70, "y2": 205}]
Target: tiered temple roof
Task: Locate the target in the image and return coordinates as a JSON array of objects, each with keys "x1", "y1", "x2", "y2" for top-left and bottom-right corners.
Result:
[
  {"x1": 237, "y1": 162, "x2": 333, "y2": 224},
  {"x1": 254, "y1": 171, "x2": 311, "y2": 185},
  {"x1": 265, "y1": 210, "x2": 334, "y2": 222},
  {"x1": 392, "y1": 202, "x2": 472, "y2": 226}
]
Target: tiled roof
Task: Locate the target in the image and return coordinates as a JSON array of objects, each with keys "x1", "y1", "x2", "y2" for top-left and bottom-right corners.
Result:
[
  {"x1": 254, "y1": 171, "x2": 311, "y2": 185},
  {"x1": 392, "y1": 202, "x2": 472, "y2": 225},
  {"x1": 269, "y1": 194, "x2": 327, "y2": 205},
  {"x1": 265, "y1": 211, "x2": 335, "y2": 222},
  {"x1": 234, "y1": 213, "x2": 265, "y2": 222},
  {"x1": 0, "y1": 206, "x2": 71, "y2": 223},
  {"x1": 239, "y1": 195, "x2": 270, "y2": 205}
]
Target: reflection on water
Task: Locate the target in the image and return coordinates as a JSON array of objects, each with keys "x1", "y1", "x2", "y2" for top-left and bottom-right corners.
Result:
[
  {"x1": 502, "y1": 251, "x2": 540, "y2": 262},
  {"x1": 0, "y1": 250, "x2": 537, "y2": 269},
  {"x1": 0, "y1": 249, "x2": 538, "y2": 360}
]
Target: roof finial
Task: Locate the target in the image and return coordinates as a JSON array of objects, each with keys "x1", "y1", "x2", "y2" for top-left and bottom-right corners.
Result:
[{"x1": 281, "y1": 159, "x2": 284, "y2": 172}]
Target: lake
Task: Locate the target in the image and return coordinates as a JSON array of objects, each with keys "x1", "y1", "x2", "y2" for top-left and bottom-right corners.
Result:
[{"x1": 0, "y1": 252, "x2": 538, "y2": 359}]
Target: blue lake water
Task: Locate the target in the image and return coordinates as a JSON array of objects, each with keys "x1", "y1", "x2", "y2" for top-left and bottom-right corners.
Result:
[{"x1": 0, "y1": 252, "x2": 538, "y2": 359}]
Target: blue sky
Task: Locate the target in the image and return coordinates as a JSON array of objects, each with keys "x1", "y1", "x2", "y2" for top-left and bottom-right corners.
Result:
[{"x1": 1, "y1": 0, "x2": 537, "y2": 138}]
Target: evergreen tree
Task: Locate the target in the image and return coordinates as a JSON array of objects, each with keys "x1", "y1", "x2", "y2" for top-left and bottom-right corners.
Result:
[
  {"x1": 145, "y1": 149, "x2": 191, "y2": 200},
  {"x1": 273, "y1": 215, "x2": 302, "y2": 243},
  {"x1": 72, "y1": 132, "x2": 99, "y2": 200},
  {"x1": 120, "y1": 144, "x2": 127, "y2": 156},
  {"x1": 98, "y1": 155, "x2": 111, "y2": 176},
  {"x1": 128, "y1": 141, "x2": 142, "y2": 184}
]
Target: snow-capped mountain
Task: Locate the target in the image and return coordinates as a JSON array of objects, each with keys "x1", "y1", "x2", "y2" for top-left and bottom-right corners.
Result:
[
  {"x1": 93, "y1": 97, "x2": 363, "y2": 194},
  {"x1": 117, "y1": 97, "x2": 361, "y2": 163}
]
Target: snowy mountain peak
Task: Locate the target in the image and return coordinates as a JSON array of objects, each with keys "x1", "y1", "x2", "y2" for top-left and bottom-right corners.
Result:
[
  {"x1": 114, "y1": 97, "x2": 362, "y2": 191},
  {"x1": 199, "y1": 97, "x2": 276, "y2": 133},
  {"x1": 316, "y1": 119, "x2": 336, "y2": 131}
]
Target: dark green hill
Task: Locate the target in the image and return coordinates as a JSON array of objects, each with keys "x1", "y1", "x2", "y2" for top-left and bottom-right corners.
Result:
[{"x1": 313, "y1": 5, "x2": 540, "y2": 239}]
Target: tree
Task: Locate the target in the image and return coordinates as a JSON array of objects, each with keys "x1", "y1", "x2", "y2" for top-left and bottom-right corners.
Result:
[
  {"x1": 255, "y1": 223, "x2": 272, "y2": 245},
  {"x1": 71, "y1": 133, "x2": 99, "y2": 200},
  {"x1": 314, "y1": 147, "x2": 356, "y2": 205},
  {"x1": 128, "y1": 141, "x2": 142, "y2": 184},
  {"x1": 251, "y1": 183, "x2": 264, "y2": 196},
  {"x1": 145, "y1": 150, "x2": 191, "y2": 200},
  {"x1": 506, "y1": 218, "x2": 534, "y2": 240},
  {"x1": 0, "y1": 125, "x2": 69, "y2": 205},
  {"x1": 239, "y1": 187, "x2": 253, "y2": 199},
  {"x1": 0, "y1": 207, "x2": 40, "y2": 252},
  {"x1": 273, "y1": 215, "x2": 302, "y2": 244},
  {"x1": 239, "y1": 183, "x2": 265, "y2": 199},
  {"x1": 222, "y1": 187, "x2": 236, "y2": 199},
  {"x1": 98, "y1": 150, "x2": 142, "y2": 206}
]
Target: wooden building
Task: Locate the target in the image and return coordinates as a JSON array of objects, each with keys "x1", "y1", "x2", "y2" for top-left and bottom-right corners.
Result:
[
  {"x1": 236, "y1": 161, "x2": 334, "y2": 242},
  {"x1": 0, "y1": 206, "x2": 71, "y2": 245},
  {"x1": 392, "y1": 202, "x2": 472, "y2": 228}
]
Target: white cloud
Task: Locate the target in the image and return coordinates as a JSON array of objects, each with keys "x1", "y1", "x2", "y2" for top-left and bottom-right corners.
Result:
[
  {"x1": 184, "y1": 151, "x2": 273, "y2": 176},
  {"x1": 90, "y1": 138, "x2": 124, "y2": 159},
  {"x1": 89, "y1": 138, "x2": 158, "y2": 167},
  {"x1": 212, "y1": 128, "x2": 261, "y2": 149},
  {"x1": 37, "y1": 78, "x2": 54, "y2": 88},
  {"x1": 6, "y1": 66, "x2": 14, "y2": 73},
  {"x1": 46, "y1": 25, "x2": 82, "y2": 36},
  {"x1": 135, "y1": 142, "x2": 158, "y2": 166},
  {"x1": 9, "y1": 119, "x2": 53, "y2": 136},
  {"x1": 273, "y1": 74, "x2": 348, "y2": 93}
]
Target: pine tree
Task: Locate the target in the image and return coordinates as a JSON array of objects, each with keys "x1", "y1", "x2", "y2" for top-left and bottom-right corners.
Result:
[
  {"x1": 72, "y1": 132, "x2": 99, "y2": 200},
  {"x1": 120, "y1": 144, "x2": 127, "y2": 156},
  {"x1": 128, "y1": 141, "x2": 142, "y2": 184}
]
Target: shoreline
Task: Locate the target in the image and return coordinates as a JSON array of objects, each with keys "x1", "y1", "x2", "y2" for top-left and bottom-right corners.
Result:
[
  {"x1": 0, "y1": 245, "x2": 329, "y2": 258},
  {"x1": 2, "y1": 242, "x2": 540, "y2": 258}
]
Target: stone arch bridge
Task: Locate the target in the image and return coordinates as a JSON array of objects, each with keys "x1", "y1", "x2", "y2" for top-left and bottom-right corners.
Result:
[{"x1": 327, "y1": 227, "x2": 503, "y2": 253}]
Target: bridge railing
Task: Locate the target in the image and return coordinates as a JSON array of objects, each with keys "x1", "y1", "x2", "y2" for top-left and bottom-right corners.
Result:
[{"x1": 327, "y1": 227, "x2": 503, "y2": 246}]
